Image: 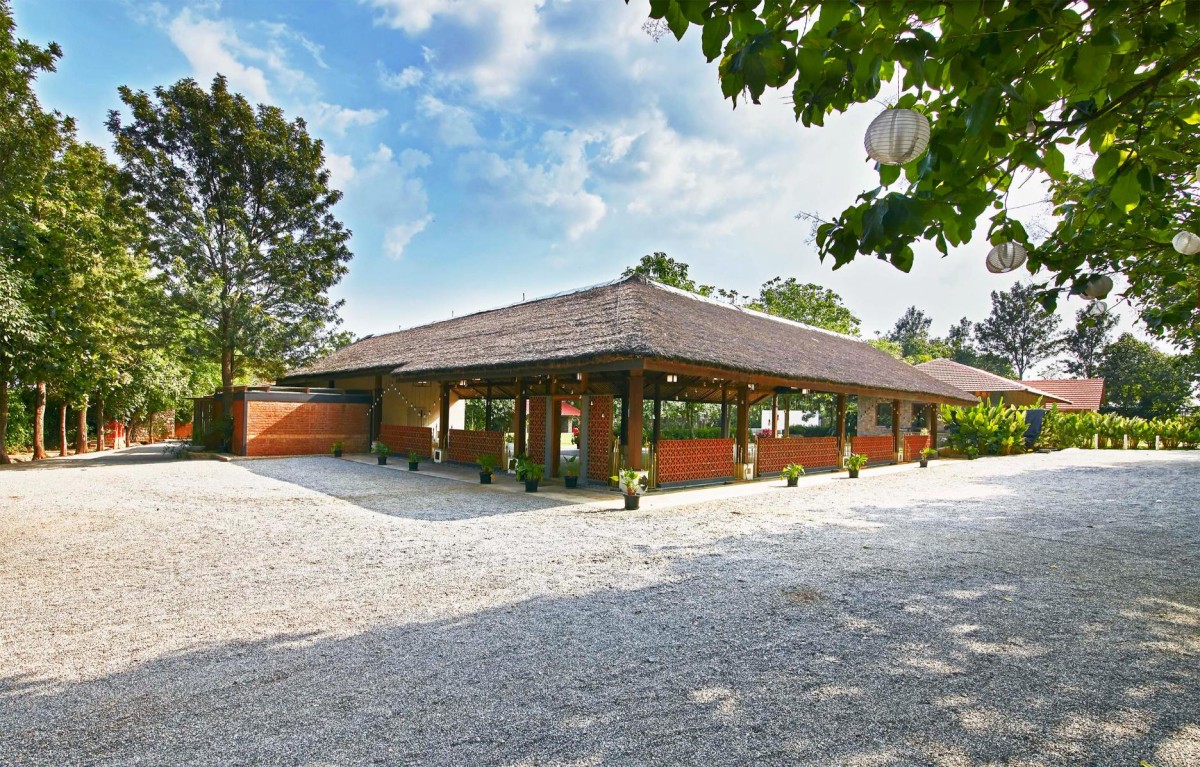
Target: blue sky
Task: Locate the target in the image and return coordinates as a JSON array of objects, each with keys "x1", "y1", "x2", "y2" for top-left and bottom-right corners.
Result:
[{"x1": 13, "y1": 0, "x2": 1137, "y2": 365}]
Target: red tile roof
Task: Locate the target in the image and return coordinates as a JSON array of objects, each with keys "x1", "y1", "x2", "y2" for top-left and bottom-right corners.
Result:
[
  {"x1": 1022, "y1": 378, "x2": 1105, "y2": 411},
  {"x1": 914, "y1": 359, "x2": 1071, "y2": 403}
]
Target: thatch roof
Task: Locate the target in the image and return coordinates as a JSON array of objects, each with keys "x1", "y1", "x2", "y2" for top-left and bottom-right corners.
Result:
[
  {"x1": 284, "y1": 275, "x2": 976, "y2": 403},
  {"x1": 915, "y1": 358, "x2": 1070, "y2": 404}
]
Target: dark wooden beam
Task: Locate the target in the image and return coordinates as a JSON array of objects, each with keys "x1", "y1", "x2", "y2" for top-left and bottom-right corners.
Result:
[
  {"x1": 892, "y1": 398, "x2": 902, "y2": 464},
  {"x1": 836, "y1": 393, "x2": 847, "y2": 467},
  {"x1": 514, "y1": 378, "x2": 526, "y2": 458},
  {"x1": 626, "y1": 369, "x2": 644, "y2": 470}
]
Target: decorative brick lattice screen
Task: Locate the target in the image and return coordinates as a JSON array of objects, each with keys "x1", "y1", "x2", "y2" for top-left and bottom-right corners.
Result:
[
  {"x1": 756, "y1": 436, "x2": 840, "y2": 475},
  {"x1": 379, "y1": 424, "x2": 433, "y2": 458},
  {"x1": 243, "y1": 401, "x2": 369, "y2": 457},
  {"x1": 586, "y1": 396, "x2": 613, "y2": 482},
  {"x1": 851, "y1": 435, "x2": 894, "y2": 465},
  {"x1": 657, "y1": 438, "x2": 735, "y2": 484},
  {"x1": 527, "y1": 397, "x2": 547, "y2": 465},
  {"x1": 903, "y1": 435, "x2": 931, "y2": 461},
  {"x1": 447, "y1": 429, "x2": 504, "y2": 465}
]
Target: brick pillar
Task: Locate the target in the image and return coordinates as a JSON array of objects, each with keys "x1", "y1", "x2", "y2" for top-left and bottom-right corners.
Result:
[
  {"x1": 586, "y1": 395, "x2": 614, "y2": 482},
  {"x1": 527, "y1": 397, "x2": 547, "y2": 467}
]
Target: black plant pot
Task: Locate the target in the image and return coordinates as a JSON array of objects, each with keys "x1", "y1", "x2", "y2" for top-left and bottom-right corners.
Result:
[
  {"x1": 624, "y1": 494, "x2": 640, "y2": 510},
  {"x1": 786, "y1": 477, "x2": 798, "y2": 487},
  {"x1": 409, "y1": 461, "x2": 419, "y2": 471},
  {"x1": 524, "y1": 479, "x2": 539, "y2": 493},
  {"x1": 848, "y1": 468, "x2": 859, "y2": 478},
  {"x1": 920, "y1": 459, "x2": 929, "y2": 468},
  {"x1": 333, "y1": 449, "x2": 342, "y2": 458},
  {"x1": 480, "y1": 471, "x2": 492, "y2": 484},
  {"x1": 565, "y1": 476, "x2": 578, "y2": 489},
  {"x1": 377, "y1": 456, "x2": 387, "y2": 465}
]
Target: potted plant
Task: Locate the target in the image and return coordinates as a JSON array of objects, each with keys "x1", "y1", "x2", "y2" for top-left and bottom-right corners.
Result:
[
  {"x1": 330, "y1": 440, "x2": 344, "y2": 458},
  {"x1": 919, "y1": 447, "x2": 937, "y2": 468},
  {"x1": 371, "y1": 441, "x2": 390, "y2": 465},
  {"x1": 408, "y1": 451, "x2": 420, "y2": 471},
  {"x1": 562, "y1": 456, "x2": 580, "y2": 488},
  {"x1": 964, "y1": 445, "x2": 979, "y2": 460},
  {"x1": 845, "y1": 453, "x2": 868, "y2": 478},
  {"x1": 478, "y1": 453, "x2": 498, "y2": 484},
  {"x1": 522, "y1": 461, "x2": 544, "y2": 492},
  {"x1": 612, "y1": 468, "x2": 648, "y2": 510},
  {"x1": 781, "y1": 463, "x2": 805, "y2": 487},
  {"x1": 513, "y1": 453, "x2": 529, "y2": 482}
]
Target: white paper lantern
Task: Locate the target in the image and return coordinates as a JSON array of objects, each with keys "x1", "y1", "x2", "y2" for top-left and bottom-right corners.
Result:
[
  {"x1": 985, "y1": 242, "x2": 1028, "y2": 274},
  {"x1": 864, "y1": 108, "x2": 931, "y2": 165},
  {"x1": 1172, "y1": 230, "x2": 1200, "y2": 255},
  {"x1": 1085, "y1": 300, "x2": 1108, "y2": 317},
  {"x1": 1082, "y1": 274, "x2": 1113, "y2": 300}
]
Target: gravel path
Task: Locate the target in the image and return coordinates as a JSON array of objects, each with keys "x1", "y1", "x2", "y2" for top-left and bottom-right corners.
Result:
[{"x1": 1, "y1": 446, "x2": 1197, "y2": 766}]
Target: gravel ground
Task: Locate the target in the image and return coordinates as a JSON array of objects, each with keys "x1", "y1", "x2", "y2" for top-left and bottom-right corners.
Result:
[{"x1": 1, "y1": 445, "x2": 1197, "y2": 766}]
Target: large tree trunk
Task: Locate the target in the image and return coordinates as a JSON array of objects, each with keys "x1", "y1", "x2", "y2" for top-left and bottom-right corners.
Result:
[
  {"x1": 60, "y1": 403, "x2": 68, "y2": 456},
  {"x1": 97, "y1": 398, "x2": 105, "y2": 451},
  {"x1": 76, "y1": 394, "x2": 89, "y2": 455},
  {"x1": 0, "y1": 362, "x2": 10, "y2": 465},
  {"x1": 221, "y1": 346, "x2": 235, "y2": 417},
  {"x1": 32, "y1": 381, "x2": 47, "y2": 459}
]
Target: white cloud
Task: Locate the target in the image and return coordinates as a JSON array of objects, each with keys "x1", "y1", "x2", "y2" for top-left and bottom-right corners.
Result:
[
  {"x1": 378, "y1": 62, "x2": 424, "y2": 90},
  {"x1": 337, "y1": 145, "x2": 435, "y2": 258},
  {"x1": 308, "y1": 102, "x2": 388, "y2": 137},
  {"x1": 166, "y1": 8, "x2": 273, "y2": 102},
  {"x1": 385, "y1": 216, "x2": 434, "y2": 259},
  {"x1": 416, "y1": 94, "x2": 481, "y2": 147}
]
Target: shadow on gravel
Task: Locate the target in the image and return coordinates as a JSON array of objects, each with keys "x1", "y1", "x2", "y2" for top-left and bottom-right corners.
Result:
[
  {"x1": 0, "y1": 444, "x2": 176, "y2": 472},
  {"x1": 239, "y1": 456, "x2": 571, "y2": 521}
]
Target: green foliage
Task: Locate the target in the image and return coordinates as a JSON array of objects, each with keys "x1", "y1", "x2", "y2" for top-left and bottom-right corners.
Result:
[
  {"x1": 920, "y1": 447, "x2": 938, "y2": 459},
  {"x1": 522, "y1": 461, "x2": 545, "y2": 482},
  {"x1": 638, "y1": 1, "x2": 1200, "y2": 337},
  {"x1": 844, "y1": 453, "x2": 869, "y2": 470},
  {"x1": 780, "y1": 463, "x2": 805, "y2": 479},
  {"x1": 407, "y1": 451, "x2": 420, "y2": 463},
  {"x1": 478, "y1": 453, "x2": 499, "y2": 473},
  {"x1": 749, "y1": 277, "x2": 861, "y2": 335},
  {"x1": 1039, "y1": 408, "x2": 1199, "y2": 449},
  {"x1": 562, "y1": 455, "x2": 580, "y2": 477},
  {"x1": 886, "y1": 306, "x2": 934, "y2": 359},
  {"x1": 1098, "y1": 333, "x2": 1196, "y2": 419},
  {"x1": 2, "y1": 392, "x2": 31, "y2": 452},
  {"x1": 612, "y1": 467, "x2": 648, "y2": 495},
  {"x1": 939, "y1": 399, "x2": 1029, "y2": 456},
  {"x1": 371, "y1": 441, "x2": 390, "y2": 456},
  {"x1": 330, "y1": 440, "x2": 343, "y2": 453},
  {"x1": 974, "y1": 283, "x2": 1062, "y2": 378},
  {"x1": 107, "y1": 75, "x2": 353, "y2": 406},
  {"x1": 1059, "y1": 306, "x2": 1118, "y2": 378}
]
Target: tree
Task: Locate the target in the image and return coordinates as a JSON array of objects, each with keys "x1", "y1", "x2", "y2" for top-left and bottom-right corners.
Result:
[
  {"x1": 107, "y1": 75, "x2": 353, "y2": 414},
  {"x1": 623, "y1": 252, "x2": 742, "y2": 303},
  {"x1": 1099, "y1": 334, "x2": 1197, "y2": 418},
  {"x1": 636, "y1": 1, "x2": 1200, "y2": 337},
  {"x1": 750, "y1": 277, "x2": 861, "y2": 335},
  {"x1": 885, "y1": 306, "x2": 937, "y2": 358},
  {"x1": 974, "y1": 283, "x2": 1062, "y2": 379},
  {"x1": 1059, "y1": 307, "x2": 1119, "y2": 378}
]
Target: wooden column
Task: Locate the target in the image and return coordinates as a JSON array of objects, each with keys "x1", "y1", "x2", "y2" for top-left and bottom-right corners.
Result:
[
  {"x1": 626, "y1": 370, "x2": 644, "y2": 470},
  {"x1": 549, "y1": 397, "x2": 562, "y2": 477},
  {"x1": 484, "y1": 383, "x2": 493, "y2": 432},
  {"x1": 652, "y1": 382, "x2": 662, "y2": 445},
  {"x1": 720, "y1": 384, "x2": 730, "y2": 438},
  {"x1": 439, "y1": 383, "x2": 451, "y2": 451},
  {"x1": 514, "y1": 378, "x2": 526, "y2": 458},
  {"x1": 735, "y1": 385, "x2": 749, "y2": 477},
  {"x1": 835, "y1": 393, "x2": 847, "y2": 467},
  {"x1": 929, "y1": 403, "x2": 938, "y2": 449},
  {"x1": 783, "y1": 394, "x2": 791, "y2": 438},
  {"x1": 372, "y1": 375, "x2": 384, "y2": 444},
  {"x1": 770, "y1": 393, "x2": 779, "y2": 438},
  {"x1": 891, "y1": 398, "x2": 902, "y2": 464}
]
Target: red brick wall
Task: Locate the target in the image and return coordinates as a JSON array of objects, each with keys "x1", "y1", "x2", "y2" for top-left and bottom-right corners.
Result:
[
  {"x1": 378, "y1": 424, "x2": 433, "y2": 459},
  {"x1": 850, "y1": 435, "x2": 895, "y2": 465},
  {"x1": 527, "y1": 397, "x2": 547, "y2": 465},
  {"x1": 756, "y1": 436, "x2": 839, "y2": 475},
  {"x1": 243, "y1": 401, "x2": 369, "y2": 457},
  {"x1": 657, "y1": 438, "x2": 735, "y2": 484},
  {"x1": 586, "y1": 395, "x2": 613, "y2": 482},
  {"x1": 903, "y1": 435, "x2": 931, "y2": 461},
  {"x1": 232, "y1": 401, "x2": 245, "y2": 455},
  {"x1": 447, "y1": 429, "x2": 504, "y2": 465}
]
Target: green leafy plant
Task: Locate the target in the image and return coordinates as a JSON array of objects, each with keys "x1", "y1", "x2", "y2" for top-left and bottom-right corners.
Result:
[
  {"x1": 940, "y1": 399, "x2": 1028, "y2": 456},
  {"x1": 611, "y1": 468, "x2": 648, "y2": 496},
  {"x1": 522, "y1": 462, "x2": 545, "y2": 481},
  {"x1": 845, "y1": 454, "x2": 869, "y2": 471},
  {"x1": 920, "y1": 447, "x2": 938, "y2": 459},
  {"x1": 780, "y1": 463, "x2": 805, "y2": 480},
  {"x1": 407, "y1": 451, "x2": 419, "y2": 463},
  {"x1": 330, "y1": 440, "x2": 343, "y2": 454},
  {"x1": 477, "y1": 453, "x2": 499, "y2": 474},
  {"x1": 562, "y1": 455, "x2": 579, "y2": 477},
  {"x1": 370, "y1": 441, "x2": 390, "y2": 457}
]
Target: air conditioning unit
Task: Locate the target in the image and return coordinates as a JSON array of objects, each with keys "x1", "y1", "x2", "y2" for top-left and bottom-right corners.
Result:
[{"x1": 433, "y1": 448, "x2": 443, "y2": 463}]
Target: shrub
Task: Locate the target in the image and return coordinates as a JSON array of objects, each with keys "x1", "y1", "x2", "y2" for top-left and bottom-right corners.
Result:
[{"x1": 939, "y1": 399, "x2": 1027, "y2": 456}]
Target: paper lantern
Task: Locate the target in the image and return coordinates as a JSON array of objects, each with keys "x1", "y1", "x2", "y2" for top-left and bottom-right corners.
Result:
[
  {"x1": 1082, "y1": 275, "x2": 1113, "y2": 300},
  {"x1": 1085, "y1": 300, "x2": 1108, "y2": 317},
  {"x1": 1172, "y1": 230, "x2": 1200, "y2": 255},
  {"x1": 985, "y1": 242, "x2": 1028, "y2": 274},
  {"x1": 864, "y1": 109, "x2": 931, "y2": 165}
]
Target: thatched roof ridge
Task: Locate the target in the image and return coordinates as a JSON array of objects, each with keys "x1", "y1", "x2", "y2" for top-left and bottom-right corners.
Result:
[{"x1": 284, "y1": 275, "x2": 976, "y2": 403}]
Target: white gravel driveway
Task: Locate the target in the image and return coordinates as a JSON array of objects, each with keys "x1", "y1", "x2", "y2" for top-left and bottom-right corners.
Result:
[{"x1": 1, "y1": 445, "x2": 1198, "y2": 766}]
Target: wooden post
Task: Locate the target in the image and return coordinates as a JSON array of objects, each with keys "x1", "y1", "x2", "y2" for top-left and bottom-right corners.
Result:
[
  {"x1": 736, "y1": 385, "x2": 749, "y2": 477},
  {"x1": 484, "y1": 383, "x2": 493, "y2": 432},
  {"x1": 514, "y1": 378, "x2": 526, "y2": 458},
  {"x1": 720, "y1": 384, "x2": 730, "y2": 438},
  {"x1": 626, "y1": 370, "x2": 644, "y2": 470},
  {"x1": 892, "y1": 398, "x2": 902, "y2": 464},
  {"x1": 439, "y1": 383, "x2": 451, "y2": 452},
  {"x1": 929, "y1": 403, "x2": 938, "y2": 449},
  {"x1": 835, "y1": 393, "x2": 847, "y2": 467},
  {"x1": 372, "y1": 375, "x2": 384, "y2": 445},
  {"x1": 783, "y1": 394, "x2": 791, "y2": 438},
  {"x1": 770, "y1": 393, "x2": 778, "y2": 438},
  {"x1": 549, "y1": 397, "x2": 562, "y2": 477},
  {"x1": 652, "y1": 382, "x2": 662, "y2": 445}
]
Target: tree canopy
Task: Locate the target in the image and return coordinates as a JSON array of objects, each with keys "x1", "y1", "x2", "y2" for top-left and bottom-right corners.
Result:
[
  {"x1": 637, "y1": 1, "x2": 1200, "y2": 344},
  {"x1": 1058, "y1": 306, "x2": 1118, "y2": 378},
  {"x1": 974, "y1": 283, "x2": 1062, "y2": 379},
  {"x1": 1099, "y1": 333, "x2": 1196, "y2": 418}
]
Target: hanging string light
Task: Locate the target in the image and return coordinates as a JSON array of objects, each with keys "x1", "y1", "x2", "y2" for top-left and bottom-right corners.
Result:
[
  {"x1": 985, "y1": 242, "x2": 1027, "y2": 273},
  {"x1": 1082, "y1": 274, "x2": 1114, "y2": 300},
  {"x1": 864, "y1": 108, "x2": 931, "y2": 165},
  {"x1": 1085, "y1": 300, "x2": 1108, "y2": 317},
  {"x1": 1172, "y1": 230, "x2": 1200, "y2": 255}
]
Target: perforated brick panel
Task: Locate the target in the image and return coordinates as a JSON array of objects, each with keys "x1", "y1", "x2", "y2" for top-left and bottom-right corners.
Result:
[
  {"x1": 850, "y1": 435, "x2": 894, "y2": 465},
  {"x1": 447, "y1": 429, "x2": 504, "y2": 465},
  {"x1": 586, "y1": 396, "x2": 613, "y2": 482},
  {"x1": 756, "y1": 436, "x2": 839, "y2": 474},
  {"x1": 243, "y1": 401, "x2": 369, "y2": 457},
  {"x1": 526, "y1": 398, "x2": 547, "y2": 465},
  {"x1": 903, "y1": 434, "x2": 931, "y2": 461},
  {"x1": 657, "y1": 438, "x2": 735, "y2": 484},
  {"x1": 379, "y1": 424, "x2": 433, "y2": 458}
]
